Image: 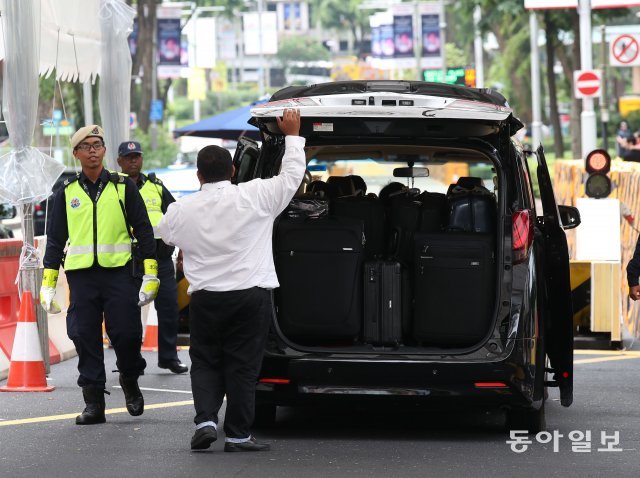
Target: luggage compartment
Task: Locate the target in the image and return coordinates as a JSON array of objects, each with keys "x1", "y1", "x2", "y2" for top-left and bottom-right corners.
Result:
[
  {"x1": 413, "y1": 232, "x2": 496, "y2": 346},
  {"x1": 274, "y1": 216, "x2": 365, "y2": 341}
]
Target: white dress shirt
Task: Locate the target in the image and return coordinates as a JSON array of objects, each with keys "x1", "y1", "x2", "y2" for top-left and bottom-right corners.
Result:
[{"x1": 157, "y1": 135, "x2": 306, "y2": 292}]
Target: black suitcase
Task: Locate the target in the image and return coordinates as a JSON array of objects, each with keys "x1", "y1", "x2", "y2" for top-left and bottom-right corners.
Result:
[
  {"x1": 363, "y1": 261, "x2": 403, "y2": 345},
  {"x1": 418, "y1": 191, "x2": 447, "y2": 233},
  {"x1": 413, "y1": 232, "x2": 495, "y2": 346},
  {"x1": 332, "y1": 196, "x2": 386, "y2": 259},
  {"x1": 387, "y1": 193, "x2": 422, "y2": 264},
  {"x1": 274, "y1": 216, "x2": 365, "y2": 340}
]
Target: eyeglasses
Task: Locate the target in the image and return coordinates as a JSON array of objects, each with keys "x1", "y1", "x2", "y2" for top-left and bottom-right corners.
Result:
[{"x1": 76, "y1": 142, "x2": 105, "y2": 152}]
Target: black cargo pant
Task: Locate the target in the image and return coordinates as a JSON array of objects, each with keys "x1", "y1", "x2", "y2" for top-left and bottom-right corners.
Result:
[
  {"x1": 154, "y1": 256, "x2": 179, "y2": 363},
  {"x1": 189, "y1": 287, "x2": 271, "y2": 439},
  {"x1": 66, "y1": 265, "x2": 146, "y2": 387}
]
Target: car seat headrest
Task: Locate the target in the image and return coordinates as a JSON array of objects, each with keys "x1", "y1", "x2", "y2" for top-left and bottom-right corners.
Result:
[
  {"x1": 379, "y1": 181, "x2": 406, "y2": 204},
  {"x1": 306, "y1": 180, "x2": 328, "y2": 197},
  {"x1": 326, "y1": 176, "x2": 355, "y2": 199},
  {"x1": 348, "y1": 175, "x2": 367, "y2": 196},
  {"x1": 456, "y1": 177, "x2": 483, "y2": 189}
]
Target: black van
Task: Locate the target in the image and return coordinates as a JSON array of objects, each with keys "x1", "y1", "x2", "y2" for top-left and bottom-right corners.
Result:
[{"x1": 235, "y1": 81, "x2": 580, "y2": 432}]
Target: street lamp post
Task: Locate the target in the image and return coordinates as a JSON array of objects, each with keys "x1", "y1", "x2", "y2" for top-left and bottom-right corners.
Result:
[
  {"x1": 257, "y1": 0, "x2": 265, "y2": 98},
  {"x1": 579, "y1": 0, "x2": 597, "y2": 156}
]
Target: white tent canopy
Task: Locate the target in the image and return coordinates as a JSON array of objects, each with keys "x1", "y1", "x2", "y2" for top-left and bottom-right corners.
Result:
[{"x1": 0, "y1": 0, "x2": 135, "y2": 297}]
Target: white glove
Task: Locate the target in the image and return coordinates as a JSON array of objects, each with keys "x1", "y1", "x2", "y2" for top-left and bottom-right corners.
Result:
[
  {"x1": 39, "y1": 286, "x2": 61, "y2": 313},
  {"x1": 40, "y1": 268, "x2": 61, "y2": 313},
  {"x1": 138, "y1": 275, "x2": 160, "y2": 307}
]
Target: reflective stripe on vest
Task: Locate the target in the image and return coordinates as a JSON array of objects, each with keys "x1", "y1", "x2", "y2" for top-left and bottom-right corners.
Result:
[
  {"x1": 139, "y1": 179, "x2": 163, "y2": 239},
  {"x1": 64, "y1": 178, "x2": 131, "y2": 270}
]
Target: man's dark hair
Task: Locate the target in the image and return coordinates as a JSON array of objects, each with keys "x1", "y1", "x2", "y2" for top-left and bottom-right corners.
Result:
[{"x1": 197, "y1": 145, "x2": 233, "y2": 183}]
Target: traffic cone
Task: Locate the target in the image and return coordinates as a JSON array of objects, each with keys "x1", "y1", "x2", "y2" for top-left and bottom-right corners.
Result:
[
  {"x1": 141, "y1": 305, "x2": 159, "y2": 352},
  {"x1": 0, "y1": 291, "x2": 55, "y2": 392}
]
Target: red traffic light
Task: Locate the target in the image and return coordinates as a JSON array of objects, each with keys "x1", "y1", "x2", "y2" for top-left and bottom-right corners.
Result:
[{"x1": 585, "y1": 149, "x2": 611, "y2": 174}]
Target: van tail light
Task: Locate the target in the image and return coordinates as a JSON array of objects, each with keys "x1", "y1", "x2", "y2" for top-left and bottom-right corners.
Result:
[
  {"x1": 512, "y1": 209, "x2": 534, "y2": 265},
  {"x1": 258, "y1": 378, "x2": 290, "y2": 384},
  {"x1": 34, "y1": 203, "x2": 43, "y2": 212},
  {"x1": 474, "y1": 382, "x2": 508, "y2": 388}
]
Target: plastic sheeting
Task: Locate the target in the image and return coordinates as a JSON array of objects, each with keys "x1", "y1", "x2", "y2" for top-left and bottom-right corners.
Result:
[
  {"x1": 0, "y1": 0, "x2": 65, "y2": 205},
  {"x1": 99, "y1": 0, "x2": 136, "y2": 171}
]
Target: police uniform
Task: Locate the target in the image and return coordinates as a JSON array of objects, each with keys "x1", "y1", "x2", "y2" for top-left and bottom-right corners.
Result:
[
  {"x1": 43, "y1": 168, "x2": 156, "y2": 387},
  {"x1": 135, "y1": 171, "x2": 184, "y2": 367}
]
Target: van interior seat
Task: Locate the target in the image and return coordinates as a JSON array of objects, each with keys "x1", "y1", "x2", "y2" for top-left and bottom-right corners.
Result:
[
  {"x1": 306, "y1": 180, "x2": 329, "y2": 197},
  {"x1": 446, "y1": 176, "x2": 490, "y2": 196},
  {"x1": 326, "y1": 175, "x2": 367, "y2": 199}
]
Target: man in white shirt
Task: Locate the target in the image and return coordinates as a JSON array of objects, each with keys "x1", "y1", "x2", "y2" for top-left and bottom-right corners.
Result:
[{"x1": 157, "y1": 109, "x2": 304, "y2": 452}]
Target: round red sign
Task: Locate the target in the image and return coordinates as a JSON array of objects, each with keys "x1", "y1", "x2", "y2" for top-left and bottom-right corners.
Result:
[{"x1": 576, "y1": 71, "x2": 600, "y2": 97}]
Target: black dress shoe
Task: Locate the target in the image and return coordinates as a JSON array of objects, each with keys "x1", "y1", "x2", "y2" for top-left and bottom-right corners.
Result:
[
  {"x1": 158, "y1": 360, "x2": 189, "y2": 374},
  {"x1": 191, "y1": 426, "x2": 218, "y2": 450},
  {"x1": 224, "y1": 436, "x2": 270, "y2": 452}
]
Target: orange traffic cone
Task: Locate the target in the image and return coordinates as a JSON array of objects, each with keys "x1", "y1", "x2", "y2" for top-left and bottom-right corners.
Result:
[
  {"x1": 0, "y1": 291, "x2": 55, "y2": 392},
  {"x1": 141, "y1": 305, "x2": 159, "y2": 352}
]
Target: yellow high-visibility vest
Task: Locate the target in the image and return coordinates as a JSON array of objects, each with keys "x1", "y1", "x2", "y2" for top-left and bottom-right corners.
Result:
[
  {"x1": 139, "y1": 175, "x2": 164, "y2": 239},
  {"x1": 63, "y1": 174, "x2": 131, "y2": 270}
]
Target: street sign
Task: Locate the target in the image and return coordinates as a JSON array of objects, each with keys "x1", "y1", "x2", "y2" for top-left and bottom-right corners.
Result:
[
  {"x1": 610, "y1": 34, "x2": 640, "y2": 67},
  {"x1": 149, "y1": 99, "x2": 164, "y2": 122},
  {"x1": 574, "y1": 70, "x2": 601, "y2": 99}
]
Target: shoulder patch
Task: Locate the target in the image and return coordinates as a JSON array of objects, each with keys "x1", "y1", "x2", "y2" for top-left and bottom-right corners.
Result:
[
  {"x1": 147, "y1": 172, "x2": 163, "y2": 185},
  {"x1": 63, "y1": 173, "x2": 80, "y2": 188}
]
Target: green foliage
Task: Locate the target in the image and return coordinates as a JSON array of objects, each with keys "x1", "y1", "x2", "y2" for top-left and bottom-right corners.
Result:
[
  {"x1": 624, "y1": 110, "x2": 640, "y2": 131},
  {"x1": 445, "y1": 43, "x2": 468, "y2": 68},
  {"x1": 276, "y1": 35, "x2": 330, "y2": 68},
  {"x1": 130, "y1": 128, "x2": 179, "y2": 170}
]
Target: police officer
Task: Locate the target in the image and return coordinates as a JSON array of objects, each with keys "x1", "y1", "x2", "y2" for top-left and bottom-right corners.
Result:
[
  {"x1": 39, "y1": 125, "x2": 159, "y2": 425},
  {"x1": 117, "y1": 141, "x2": 188, "y2": 374}
]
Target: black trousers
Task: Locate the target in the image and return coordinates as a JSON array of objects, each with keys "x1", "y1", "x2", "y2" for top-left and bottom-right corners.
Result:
[
  {"x1": 189, "y1": 287, "x2": 271, "y2": 439},
  {"x1": 66, "y1": 265, "x2": 146, "y2": 387},
  {"x1": 154, "y1": 256, "x2": 179, "y2": 363}
]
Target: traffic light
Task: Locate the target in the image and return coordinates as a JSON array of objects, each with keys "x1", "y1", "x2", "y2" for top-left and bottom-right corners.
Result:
[{"x1": 584, "y1": 149, "x2": 612, "y2": 199}]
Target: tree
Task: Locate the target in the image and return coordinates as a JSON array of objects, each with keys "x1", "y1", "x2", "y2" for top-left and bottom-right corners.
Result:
[
  {"x1": 276, "y1": 35, "x2": 330, "y2": 68},
  {"x1": 309, "y1": 0, "x2": 371, "y2": 57},
  {"x1": 128, "y1": 0, "x2": 159, "y2": 134}
]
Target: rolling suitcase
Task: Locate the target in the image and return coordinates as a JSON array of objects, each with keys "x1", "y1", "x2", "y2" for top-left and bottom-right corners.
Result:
[
  {"x1": 363, "y1": 261, "x2": 403, "y2": 345},
  {"x1": 413, "y1": 232, "x2": 495, "y2": 346},
  {"x1": 274, "y1": 216, "x2": 365, "y2": 341}
]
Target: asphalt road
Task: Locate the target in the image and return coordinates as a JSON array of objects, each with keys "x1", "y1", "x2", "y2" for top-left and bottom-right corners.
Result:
[{"x1": 1, "y1": 346, "x2": 640, "y2": 478}]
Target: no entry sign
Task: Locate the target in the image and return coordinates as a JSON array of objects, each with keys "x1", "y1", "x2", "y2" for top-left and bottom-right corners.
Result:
[
  {"x1": 610, "y1": 34, "x2": 640, "y2": 67},
  {"x1": 574, "y1": 70, "x2": 601, "y2": 99}
]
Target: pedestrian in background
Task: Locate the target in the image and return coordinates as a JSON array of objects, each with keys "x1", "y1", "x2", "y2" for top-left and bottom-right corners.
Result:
[
  {"x1": 157, "y1": 109, "x2": 305, "y2": 452},
  {"x1": 117, "y1": 141, "x2": 188, "y2": 374},
  {"x1": 40, "y1": 125, "x2": 159, "y2": 425}
]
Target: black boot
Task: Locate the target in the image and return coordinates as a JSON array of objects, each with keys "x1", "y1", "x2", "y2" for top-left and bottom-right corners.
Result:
[
  {"x1": 76, "y1": 386, "x2": 107, "y2": 425},
  {"x1": 119, "y1": 374, "x2": 144, "y2": 416}
]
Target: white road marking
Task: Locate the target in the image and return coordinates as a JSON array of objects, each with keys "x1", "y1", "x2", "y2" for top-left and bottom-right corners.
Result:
[{"x1": 113, "y1": 385, "x2": 193, "y2": 394}]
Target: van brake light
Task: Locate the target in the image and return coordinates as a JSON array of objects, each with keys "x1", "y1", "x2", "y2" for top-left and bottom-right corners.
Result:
[{"x1": 512, "y1": 209, "x2": 534, "y2": 265}]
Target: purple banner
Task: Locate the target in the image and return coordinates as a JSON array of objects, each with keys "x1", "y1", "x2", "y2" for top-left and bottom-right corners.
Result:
[
  {"x1": 157, "y1": 18, "x2": 181, "y2": 66},
  {"x1": 393, "y1": 14, "x2": 414, "y2": 59},
  {"x1": 421, "y1": 14, "x2": 441, "y2": 58},
  {"x1": 380, "y1": 22, "x2": 395, "y2": 59}
]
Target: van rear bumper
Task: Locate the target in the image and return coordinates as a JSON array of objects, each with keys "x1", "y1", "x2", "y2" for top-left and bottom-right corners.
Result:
[{"x1": 257, "y1": 354, "x2": 536, "y2": 408}]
